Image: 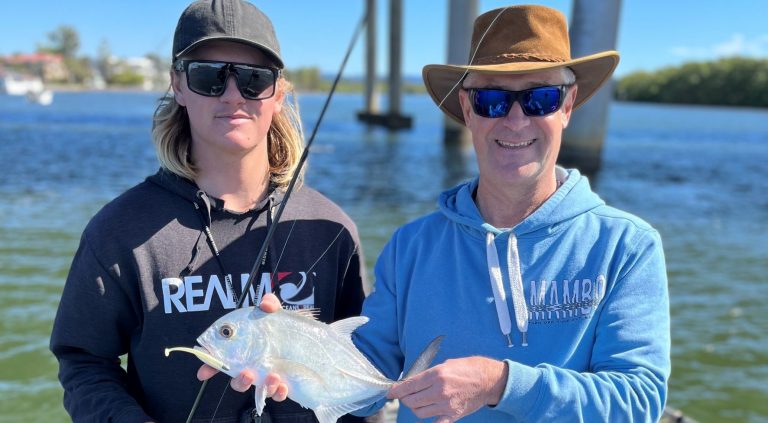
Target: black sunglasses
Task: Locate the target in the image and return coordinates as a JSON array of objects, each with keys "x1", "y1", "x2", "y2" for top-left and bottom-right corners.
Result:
[
  {"x1": 465, "y1": 85, "x2": 570, "y2": 118},
  {"x1": 174, "y1": 60, "x2": 280, "y2": 100}
]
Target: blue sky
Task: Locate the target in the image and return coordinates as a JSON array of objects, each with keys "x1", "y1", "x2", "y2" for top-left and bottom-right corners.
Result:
[{"x1": 1, "y1": 1, "x2": 767, "y2": 77}]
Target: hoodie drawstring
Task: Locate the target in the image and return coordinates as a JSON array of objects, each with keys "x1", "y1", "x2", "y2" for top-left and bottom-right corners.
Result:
[
  {"x1": 193, "y1": 191, "x2": 238, "y2": 306},
  {"x1": 486, "y1": 232, "x2": 529, "y2": 347},
  {"x1": 192, "y1": 191, "x2": 274, "y2": 307}
]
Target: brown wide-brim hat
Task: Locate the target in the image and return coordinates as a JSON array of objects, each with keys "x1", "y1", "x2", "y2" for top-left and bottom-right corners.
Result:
[{"x1": 423, "y1": 5, "x2": 620, "y2": 124}]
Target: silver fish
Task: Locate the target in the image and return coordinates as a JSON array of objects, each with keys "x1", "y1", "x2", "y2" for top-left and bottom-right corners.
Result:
[{"x1": 166, "y1": 307, "x2": 442, "y2": 423}]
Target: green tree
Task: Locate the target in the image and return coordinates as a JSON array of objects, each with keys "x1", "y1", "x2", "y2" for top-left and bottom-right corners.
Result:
[
  {"x1": 285, "y1": 67, "x2": 323, "y2": 91},
  {"x1": 614, "y1": 57, "x2": 768, "y2": 108},
  {"x1": 39, "y1": 25, "x2": 80, "y2": 59},
  {"x1": 65, "y1": 57, "x2": 93, "y2": 84},
  {"x1": 109, "y1": 70, "x2": 144, "y2": 86},
  {"x1": 97, "y1": 39, "x2": 113, "y2": 80},
  {"x1": 36, "y1": 25, "x2": 91, "y2": 83}
]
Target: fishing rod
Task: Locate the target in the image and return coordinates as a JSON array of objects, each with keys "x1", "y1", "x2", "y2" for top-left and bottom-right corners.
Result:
[{"x1": 185, "y1": 10, "x2": 369, "y2": 423}]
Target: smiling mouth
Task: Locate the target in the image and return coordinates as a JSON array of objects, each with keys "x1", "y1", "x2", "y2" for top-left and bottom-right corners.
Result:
[{"x1": 495, "y1": 139, "x2": 535, "y2": 149}]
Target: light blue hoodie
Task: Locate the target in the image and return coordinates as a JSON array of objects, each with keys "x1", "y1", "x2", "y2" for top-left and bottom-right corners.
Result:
[{"x1": 353, "y1": 168, "x2": 670, "y2": 422}]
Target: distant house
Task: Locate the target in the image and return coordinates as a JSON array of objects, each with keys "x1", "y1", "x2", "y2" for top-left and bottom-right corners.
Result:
[
  {"x1": 125, "y1": 57, "x2": 158, "y2": 91},
  {"x1": 108, "y1": 56, "x2": 169, "y2": 91},
  {"x1": 1, "y1": 53, "x2": 69, "y2": 82}
]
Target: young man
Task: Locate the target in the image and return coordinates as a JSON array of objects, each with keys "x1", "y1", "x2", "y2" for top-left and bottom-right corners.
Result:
[{"x1": 50, "y1": 1, "x2": 367, "y2": 422}]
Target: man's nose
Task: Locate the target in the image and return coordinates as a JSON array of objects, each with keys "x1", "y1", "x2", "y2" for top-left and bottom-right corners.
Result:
[
  {"x1": 219, "y1": 73, "x2": 246, "y2": 102},
  {"x1": 501, "y1": 101, "x2": 531, "y2": 130}
]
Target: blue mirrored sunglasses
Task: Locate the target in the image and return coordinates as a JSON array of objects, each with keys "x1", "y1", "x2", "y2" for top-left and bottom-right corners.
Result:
[{"x1": 466, "y1": 85, "x2": 570, "y2": 118}]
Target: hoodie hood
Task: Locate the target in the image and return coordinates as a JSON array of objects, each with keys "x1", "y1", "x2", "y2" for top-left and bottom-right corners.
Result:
[
  {"x1": 438, "y1": 168, "x2": 604, "y2": 236},
  {"x1": 437, "y1": 168, "x2": 605, "y2": 347},
  {"x1": 146, "y1": 169, "x2": 284, "y2": 214}
]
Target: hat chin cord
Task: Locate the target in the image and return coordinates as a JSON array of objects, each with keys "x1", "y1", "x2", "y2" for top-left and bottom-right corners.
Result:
[{"x1": 437, "y1": 6, "x2": 511, "y2": 109}]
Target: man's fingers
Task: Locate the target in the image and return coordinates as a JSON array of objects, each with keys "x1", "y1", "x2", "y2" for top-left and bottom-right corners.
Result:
[
  {"x1": 197, "y1": 364, "x2": 286, "y2": 399},
  {"x1": 259, "y1": 293, "x2": 281, "y2": 313},
  {"x1": 399, "y1": 390, "x2": 437, "y2": 410},
  {"x1": 230, "y1": 369, "x2": 256, "y2": 392},
  {"x1": 263, "y1": 373, "x2": 289, "y2": 400},
  {"x1": 263, "y1": 373, "x2": 280, "y2": 385},
  {"x1": 272, "y1": 384, "x2": 289, "y2": 402},
  {"x1": 409, "y1": 402, "x2": 447, "y2": 420},
  {"x1": 388, "y1": 371, "x2": 432, "y2": 399},
  {"x1": 388, "y1": 380, "x2": 414, "y2": 399},
  {"x1": 197, "y1": 364, "x2": 219, "y2": 381},
  {"x1": 264, "y1": 381, "x2": 289, "y2": 401},
  {"x1": 264, "y1": 375, "x2": 279, "y2": 397},
  {"x1": 387, "y1": 381, "x2": 404, "y2": 399}
]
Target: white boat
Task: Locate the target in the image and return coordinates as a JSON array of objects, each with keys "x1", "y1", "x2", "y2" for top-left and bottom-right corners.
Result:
[
  {"x1": 0, "y1": 72, "x2": 54, "y2": 105},
  {"x1": 26, "y1": 89, "x2": 54, "y2": 106},
  {"x1": 0, "y1": 72, "x2": 45, "y2": 95}
]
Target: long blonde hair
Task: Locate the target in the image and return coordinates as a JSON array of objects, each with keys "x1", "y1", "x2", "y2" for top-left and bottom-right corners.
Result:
[{"x1": 151, "y1": 77, "x2": 305, "y2": 190}]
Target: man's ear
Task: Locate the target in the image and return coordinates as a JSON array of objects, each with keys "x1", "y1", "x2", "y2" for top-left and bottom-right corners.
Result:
[
  {"x1": 272, "y1": 78, "x2": 285, "y2": 114},
  {"x1": 561, "y1": 84, "x2": 578, "y2": 128},
  {"x1": 171, "y1": 71, "x2": 186, "y2": 107},
  {"x1": 458, "y1": 89, "x2": 472, "y2": 125}
]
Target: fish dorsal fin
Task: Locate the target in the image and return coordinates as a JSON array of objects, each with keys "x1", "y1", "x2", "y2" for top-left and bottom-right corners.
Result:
[
  {"x1": 329, "y1": 316, "x2": 369, "y2": 339},
  {"x1": 313, "y1": 394, "x2": 383, "y2": 423},
  {"x1": 329, "y1": 316, "x2": 389, "y2": 382},
  {"x1": 290, "y1": 308, "x2": 321, "y2": 320}
]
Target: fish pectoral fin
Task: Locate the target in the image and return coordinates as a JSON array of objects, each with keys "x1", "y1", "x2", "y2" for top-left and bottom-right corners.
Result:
[
  {"x1": 253, "y1": 385, "x2": 267, "y2": 417},
  {"x1": 313, "y1": 396, "x2": 381, "y2": 423},
  {"x1": 272, "y1": 358, "x2": 325, "y2": 389},
  {"x1": 273, "y1": 358, "x2": 321, "y2": 377}
]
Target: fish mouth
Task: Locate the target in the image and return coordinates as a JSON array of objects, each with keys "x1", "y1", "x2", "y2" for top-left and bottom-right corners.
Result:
[{"x1": 164, "y1": 345, "x2": 231, "y2": 372}]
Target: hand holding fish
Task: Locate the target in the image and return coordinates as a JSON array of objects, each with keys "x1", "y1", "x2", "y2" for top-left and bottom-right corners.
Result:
[
  {"x1": 195, "y1": 293, "x2": 288, "y2": 400},
  {"x1": 387, "y1": 356, "x2": 509, "y2": 423},
  {"x1": 166, "y1": 293, "x2": 443, "y2": 423}
]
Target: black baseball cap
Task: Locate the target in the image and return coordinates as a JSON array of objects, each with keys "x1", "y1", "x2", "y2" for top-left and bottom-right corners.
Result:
[{"x1": 172, "y1": 0, "x2": 284, "y2": 69}]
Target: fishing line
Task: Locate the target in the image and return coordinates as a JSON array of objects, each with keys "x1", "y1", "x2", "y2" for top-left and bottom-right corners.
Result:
[
  {"x1": 236, "y1": 12, "x2": 367, "y2": 310},
  {"x1": 267, "y1": 217, "x2": 297, "y2": 284},
  {"x1": 185, "y1": 9, "x2": 368, "y2": 423},
  {"x1": 436, "y1": 6, "x2": 510, "y2": 109},
  {"x1": 305, "y1": 225, "x2": 347, "y2": 275},
  {"x1": 208, "y1": 380, "x2": 229, "y2": 423}
]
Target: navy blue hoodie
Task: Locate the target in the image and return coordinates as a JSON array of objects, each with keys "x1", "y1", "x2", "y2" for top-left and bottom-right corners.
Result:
[{"x1": 50, "y1": 169, "x2": 368, "y2": 423}]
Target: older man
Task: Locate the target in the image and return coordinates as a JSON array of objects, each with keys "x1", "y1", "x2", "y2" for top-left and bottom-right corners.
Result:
[{"x1": 351, "y1": 5, "x2": 670, "y2": 423}]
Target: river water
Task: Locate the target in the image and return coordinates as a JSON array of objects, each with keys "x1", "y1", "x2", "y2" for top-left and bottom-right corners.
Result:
[{"x1": 0, "y1": 91, "x2": 766, "y2": 422}]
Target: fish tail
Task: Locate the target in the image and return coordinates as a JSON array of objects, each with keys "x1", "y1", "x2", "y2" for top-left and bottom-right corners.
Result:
[{"x1": 401, "y1": 335, "x2": 444, "y2": 380}]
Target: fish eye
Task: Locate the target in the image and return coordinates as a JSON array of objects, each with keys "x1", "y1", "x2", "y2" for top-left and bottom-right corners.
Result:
[{"x1": 219, "y1": 324, "x2": 235, "y2": 339}]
